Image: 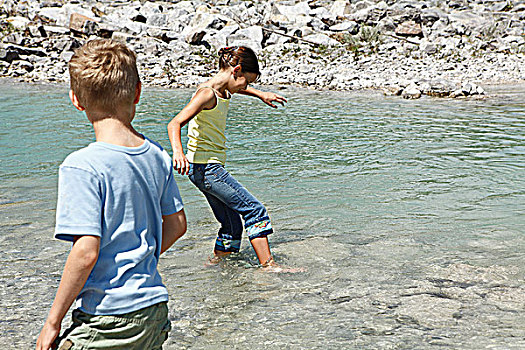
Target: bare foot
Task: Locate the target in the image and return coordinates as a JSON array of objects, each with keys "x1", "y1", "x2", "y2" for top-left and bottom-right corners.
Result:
[
  {"x1": 261, "y1": 256, "x2": 306, "y2": 273},
  {"x1": 203, "y1": 250, "x2": 233, "y2": 267}
]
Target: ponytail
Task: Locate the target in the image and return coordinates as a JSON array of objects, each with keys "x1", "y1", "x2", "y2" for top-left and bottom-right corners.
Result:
[{"x1": 218, "y1": 46, "x2": 261, "y2": 77}]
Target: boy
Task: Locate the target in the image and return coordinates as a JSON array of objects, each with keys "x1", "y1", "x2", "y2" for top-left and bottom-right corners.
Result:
[{"x1": 36, "y1": 39, "x2": 187, "y2": 350}]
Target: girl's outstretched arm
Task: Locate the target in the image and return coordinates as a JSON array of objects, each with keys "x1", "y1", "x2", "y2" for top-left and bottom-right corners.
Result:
[
  {"x1": 239, "y1": 86, "x2": 287, "y2": 108},
  {"x1": 167, "y1": 88, "x2": 217, "y2": 175}
]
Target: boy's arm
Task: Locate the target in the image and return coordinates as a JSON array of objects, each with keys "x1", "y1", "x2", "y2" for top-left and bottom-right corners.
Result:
[
  {"x1": 161, "y1": 209, "x2": 187, "y2": 254},
  {"x1": 238, "y1": 86, "x2": 287, "y2": 108},
  {"x1": 36, "y1": 235, "x2": 100, "y2": 350}
]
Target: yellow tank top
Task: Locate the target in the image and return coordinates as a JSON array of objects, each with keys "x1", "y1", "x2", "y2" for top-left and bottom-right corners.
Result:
[{"x1": 186, "y1": 87, "x2": 230, "y2": 165}]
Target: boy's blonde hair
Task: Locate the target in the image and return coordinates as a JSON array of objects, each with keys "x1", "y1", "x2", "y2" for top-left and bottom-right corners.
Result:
[{"x1": 69, "y1": 39, "x2": 139, "y2": 113}]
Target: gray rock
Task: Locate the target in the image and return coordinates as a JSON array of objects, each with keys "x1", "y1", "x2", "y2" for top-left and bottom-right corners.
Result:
[
  {"x1": 0, "y1": 48, "x2": 20, "y2": 62},
  {"x1": 3, "y1": 32, "x2": 25, "y2": 45},
  {"x1": 69, "y1": 13, "x2": 99, "y2": 36},
  {"x1": 6, "y1": 16, "x2": 30, "y2": 30},
  {"x1": 311, "y1": 7, "x2": 334, "y2": 21},
  {"x1": 491, "y1": 2, "x2": 511, "y2": 12},
  {"x1": 204, "y1": 24, "x2": 239, "y2": 50},
  {"x1": 57, "y1": 4, "x2": 97, "y2": 27},
  {"x1": 26, "y1": 24, "x2": 47, "y2": 38},
  {"x1": 227, "y1": 26, "x2": 264, "y2": 52},
  {"x1": 276, "y1": 2, "x2": 311, "y2": 19},
  {"x1": 354, "y1": 1, "x2": 374, "y2": 12},
  {"x1": 112, "y1": 31, "x2": 135, "y2": 44},
  {"x1": 421, "y1": 8, "x2": 446, "y2": 25},
  {"x1": 451, "y1": 88, "x2": 466, "y2": 97},
  {"x1": 303, "y1": 33, "x2": 341, "y2": 46},
  {"x1": 330, "y1": 21, "x2": 360, "y2": 34},
  {"x1": 60, "y1": 50, "x2": 74, "y2": 63},
  {"x1": 42, "y1": 25, "x2": 70, "y2": 36},
  {"x1": 382, "y1": 86, "x2": 403, "y2": 96},
  {"x1": 420, "y1": 39, "x2": 437, "y2": 54},
  {"x1": 17, "y1": 60, "x2": 34, "y2": 72},
  {"x1": 395, "y1": 21, "x2": 423, "y2": 37},
  {"x1": 4, "y1": 44, "x2": 46, "y2": 57},
  {"x1": 140, "y1": 1, "x2": 162, "y2": 18},
  {"x1": 330, "y1": 0, "x2": 352, "y2": 17},
  {"x1": 402, "y1": 83, "x2": 422, "y2": 99},
  {"x1": 37, "y1": 7, "x2": 62, "y2": 24},
  {"x1": 182, "y1": 11, "x2": 228, "y2": 45}
]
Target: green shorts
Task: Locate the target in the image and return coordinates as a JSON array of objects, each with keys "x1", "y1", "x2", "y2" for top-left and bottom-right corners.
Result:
[{"x1": 57, "y1": 302, "x2": 171, "y2": 350}]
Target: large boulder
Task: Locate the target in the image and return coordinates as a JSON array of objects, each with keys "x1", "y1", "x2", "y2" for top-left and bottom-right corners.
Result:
[
  {"x1": 395, "y1": 20, "x2": 423, "y2": 37},
  {"x1": 5, "y1": 16, "x2": 30, "y2": 30},
  {"x1": 182, "y1": 10, "x2": 229, "y2": 45},
  {"x1": 274, "y1": 2, "x2": 313, "y2": 26},
  {"x1": 203, "y1": 24, "x2": 239, "y2": 51},
  {"x1": 330, "y1": 0, "x2": 352, "y2": 17},
  {"x1": 302, "y1": 33, "x2": 341, "y2": 46},
  {"x1": 227, "y1": 26, "x2": 264, "y2": 52},
  {"x1": 329, "y1": 21, "x2": 360, "y2": 34},
  {"x1": 69, "y1": 13, "x2": 99, "y2": 36}
]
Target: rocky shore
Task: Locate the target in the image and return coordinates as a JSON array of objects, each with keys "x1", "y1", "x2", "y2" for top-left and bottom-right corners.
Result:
[{"x1": 1, "y1": 0, "x2": 524, "y2": 98}]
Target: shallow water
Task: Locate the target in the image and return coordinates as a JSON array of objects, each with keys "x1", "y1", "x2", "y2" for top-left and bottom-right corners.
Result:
[{"x1": 1, "y1": 82, "x2": 524, "y2": 349}]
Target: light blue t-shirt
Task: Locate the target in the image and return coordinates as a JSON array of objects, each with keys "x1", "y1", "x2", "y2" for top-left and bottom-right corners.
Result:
[{"x1": 55, "y1": 136, "x2": 184, "y2": 315}]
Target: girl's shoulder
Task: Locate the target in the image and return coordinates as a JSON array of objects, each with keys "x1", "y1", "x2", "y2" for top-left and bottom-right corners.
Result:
[{"x1": 193, "y1": 86, "x2": 218, "y2": 110}]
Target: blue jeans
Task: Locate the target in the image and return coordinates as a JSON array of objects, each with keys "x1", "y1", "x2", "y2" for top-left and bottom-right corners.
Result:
[{"x1": 188, "y1": 163, "x2": 273, "y2": 252}]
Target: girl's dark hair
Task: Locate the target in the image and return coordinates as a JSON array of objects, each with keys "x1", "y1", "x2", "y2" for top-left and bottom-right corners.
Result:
[{"x1": 218, "y1": 46, "x2": 261, "y2": 77}]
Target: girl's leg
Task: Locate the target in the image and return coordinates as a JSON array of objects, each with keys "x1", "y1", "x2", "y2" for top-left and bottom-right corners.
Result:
[
  {"x1": 250, "y1": 236, "x2": 272, "y2": 266},
  {"x1": 189, "y1": 164, "x2": 243, "y2": 254},
  {"x1": 197, "y1": 164, "x2": 274, "y2": 265},
  {"x1": 202, "y1": 191, "x2": 243, "y2": 254}
]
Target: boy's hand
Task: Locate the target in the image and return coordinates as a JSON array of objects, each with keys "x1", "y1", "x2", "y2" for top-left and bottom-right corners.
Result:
[
  {"x1": 36, "y1": 321, "x2": 60, "y2": 350},
  {"x1": 173, "y1": 152, "x2": 190, "y2": 175},
  {"x1": 260, "y1": 92, "x2": 287, "y2": 108}
]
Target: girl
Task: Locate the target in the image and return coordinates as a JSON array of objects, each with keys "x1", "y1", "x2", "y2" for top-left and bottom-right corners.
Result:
[{"x1": 167, "y1": 46, "x2": 287, "y2": 268}]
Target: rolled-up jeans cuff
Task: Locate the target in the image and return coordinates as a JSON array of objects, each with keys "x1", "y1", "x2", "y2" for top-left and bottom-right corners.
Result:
[
  {"x1": 246, "y1": 219, "x2": 273, "y2": 240},
  {"x1": 215, "y1": 237, "x2": 241, "y2": 252}
]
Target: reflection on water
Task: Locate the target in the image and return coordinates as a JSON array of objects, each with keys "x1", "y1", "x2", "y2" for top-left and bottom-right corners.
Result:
[{"x1": 1, "y1": 82, "x2": 524, "y2": 349}]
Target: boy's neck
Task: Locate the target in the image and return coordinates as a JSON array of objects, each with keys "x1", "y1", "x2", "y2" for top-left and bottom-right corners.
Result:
[{"x1": 92, "y1": 118, "x2": 144, "y2": 147}]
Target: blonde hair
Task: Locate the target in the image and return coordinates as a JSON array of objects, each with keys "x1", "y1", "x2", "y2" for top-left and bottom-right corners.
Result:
[{"x1": 68, "y1": 39, "x2": 139, "y2": 113}]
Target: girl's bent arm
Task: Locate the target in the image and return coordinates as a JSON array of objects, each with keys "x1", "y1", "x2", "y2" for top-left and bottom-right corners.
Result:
[
  {"x1": 167, "y1": 88, "x2": 216, "y2": 175},
  {"x1": 238, "y1": 86, "x2": 287, "y2": 108}
]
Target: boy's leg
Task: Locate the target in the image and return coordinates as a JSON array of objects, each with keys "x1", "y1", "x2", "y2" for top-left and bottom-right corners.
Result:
[{"x1": 59, "y1": 303, "x2": 170, "y2": 350}]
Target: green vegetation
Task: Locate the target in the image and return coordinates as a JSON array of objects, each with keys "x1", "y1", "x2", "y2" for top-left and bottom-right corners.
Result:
[
  {"x1": 0, "y1": 21, "x2": 17, "y2": 36},
  {"x1": 332, "y1": 25, "x2": 383, "y2": 58}
]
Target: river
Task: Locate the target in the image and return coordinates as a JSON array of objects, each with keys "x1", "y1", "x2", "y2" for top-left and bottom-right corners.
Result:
[{"x1": 1, "y1": 82, "x2": 524, "y2": 349}]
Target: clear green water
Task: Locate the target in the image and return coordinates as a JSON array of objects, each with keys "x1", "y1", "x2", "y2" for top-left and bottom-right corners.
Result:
[{"x1": 1, "y1": 82, "x2": 524, "y2": 349}]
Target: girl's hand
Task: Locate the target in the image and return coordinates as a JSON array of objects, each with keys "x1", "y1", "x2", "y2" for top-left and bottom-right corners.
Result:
[
  {"x1": 173, "y1": 152, "x2": 190, "y2": 175},
  {"x1": 260, "y1": 91, "x2": 287, "y2": 108}
]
